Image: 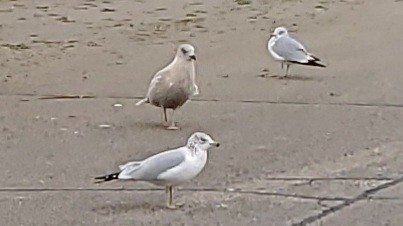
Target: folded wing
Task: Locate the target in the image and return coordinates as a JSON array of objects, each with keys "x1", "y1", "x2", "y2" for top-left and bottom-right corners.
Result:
[
  {"x1": 118, "y1": 149, "x2": 186, "y2": 180},
  {"x1": 272, "y1": 36, "x2": 310, "y2": 63}
]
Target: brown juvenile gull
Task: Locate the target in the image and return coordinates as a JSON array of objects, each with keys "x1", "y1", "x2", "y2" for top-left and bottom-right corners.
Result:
[
  {"x1": 94, "y1": 132, "x2": 220, "y2": 209},
  {"x1": 268, "y1": 27, "x2": 326, "y2": 77},
  {"x1": 136, "y1": 44, "x2": 198, "y2": 130}
]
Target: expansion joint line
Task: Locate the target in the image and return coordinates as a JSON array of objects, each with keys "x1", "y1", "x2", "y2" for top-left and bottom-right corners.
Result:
[{"x1": 0, "y1": 92, "x2": 403, "y2": 108}]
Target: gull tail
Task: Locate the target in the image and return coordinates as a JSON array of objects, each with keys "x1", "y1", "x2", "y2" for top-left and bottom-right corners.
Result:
[
  {"x1": 94, "y1": 172, "x2": 120, "y2": 183},
  {"x1": 292, "y1": 56, "x2": 326, "y2": 68},
  {"x1": 135, "y1": 98, "x2": 149, "y2": 106},
  {"x1": 306, "y1": 55, "x2": 326, "y2": 68},
  {"x1": 305, "y1": 60, "x2": 326, "y2": 68}
]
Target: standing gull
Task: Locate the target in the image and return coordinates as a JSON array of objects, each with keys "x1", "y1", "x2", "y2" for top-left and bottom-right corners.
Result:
[
  {"x1": 136, "y1": 44, "x2": 199, "y2": 130},
  {"x1": 268, "y1": 27, "x2": 326, "y2": 77},
  {"x1": 94, "y1": 132, "x2": 219, "y2": 209}
]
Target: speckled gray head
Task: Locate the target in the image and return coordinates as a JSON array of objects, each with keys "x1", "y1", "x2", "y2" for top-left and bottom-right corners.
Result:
[
  {"x1": 187, "y1": 132, "x2": 220, "y2": 150},
  {"x1": 270, "y1": 26, "x2": 288, "y2": 38},
  {"x1": 177, "y1": 44, "x2": 196, "y2": 61}
]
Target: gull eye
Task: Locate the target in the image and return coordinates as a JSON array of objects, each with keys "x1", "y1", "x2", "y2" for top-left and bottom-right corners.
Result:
[
  {"x1": 181, "y1": 48, "x2": 188, "y2": 54},
  {"x1": 278, "y1": 31, "x2": 284, "y2": 35},
  {"x1": 200, "y1": 137, "x2": 207, "y2": 142}
]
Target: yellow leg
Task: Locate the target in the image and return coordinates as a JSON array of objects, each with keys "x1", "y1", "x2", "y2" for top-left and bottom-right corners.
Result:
[
  {"x1": 167, "y1": 110, "x2": 180, "y2": 130},
  {"x1": 165, "y1": 186, "x2": 183, "y2": 209},
  {"x1": 285, "y1": 64, "x2": 291, "y2": 77},
  {"x1": 162, "y1": 108, "x2": 169, "y2": 127},
  {"x1": 166, "y1": 186, "x2": 176, "y2": 209}
]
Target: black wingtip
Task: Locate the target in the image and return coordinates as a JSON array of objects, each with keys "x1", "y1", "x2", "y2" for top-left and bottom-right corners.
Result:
[
  {"x1": 94, "y1": 172, "x2": 119, "y2": 183},
  {"x1": 291, "y1": 60, "x2": 326, "y2": 68},
  {"x1": 308, "y1": 60, "x2": 326, "y2": 68},
  {"x1": 310, "y1": 55, "x2": 321, "y2": 61},
  {"x1": 309, "y1": 55, "x2": 326, "y2": 67}
]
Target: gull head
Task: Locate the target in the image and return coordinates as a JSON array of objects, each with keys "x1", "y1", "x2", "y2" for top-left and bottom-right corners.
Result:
[
  {"x1": 177, "y1": 44, "x2": 196, "y2": 61},
  {"x1": 270, "y1": 27, "x2": 288, "y2": 39},
  {"x1": 187, "y1": 132, "x2": 219, "y2": 150}
]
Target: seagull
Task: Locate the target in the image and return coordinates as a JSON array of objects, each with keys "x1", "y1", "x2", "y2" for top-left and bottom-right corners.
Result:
[
  {"x1": 136, "y1": 44, "x2": 199, "y2": 130},
  {"x1": 94, "y1": 132, "x2": 219, "y2": 209},
  {"x1": 268, "y1": 27, "x2": 326, "y2": 77}
]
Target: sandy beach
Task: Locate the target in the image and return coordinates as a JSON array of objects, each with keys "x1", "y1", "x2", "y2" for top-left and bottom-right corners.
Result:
[{"x1": 1, "y1": 0, "x2": 403, "y2": 225}]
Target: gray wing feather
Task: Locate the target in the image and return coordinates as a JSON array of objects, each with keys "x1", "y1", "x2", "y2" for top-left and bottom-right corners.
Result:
[
  {"x1": 272, "y1": 36, "x2": 309, "y2": 63},
  {"x1": 120, "y1": 149, "x2": 186, "y2": 180},
  {"x1": 119, "y1": 161, "x2": 141, "y2": 171},
  {"x1": 146, "y1": 70, "x2": 168, "y2": 97}
]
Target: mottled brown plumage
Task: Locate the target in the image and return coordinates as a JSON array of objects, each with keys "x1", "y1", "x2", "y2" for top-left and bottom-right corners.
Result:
[{"x1": 136, "y1": 44, "x2": 198, "y2": 129}]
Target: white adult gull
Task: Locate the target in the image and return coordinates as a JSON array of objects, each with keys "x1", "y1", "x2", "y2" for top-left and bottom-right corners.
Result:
[
  {"x1": 94, "y1": 132, "x2": 219, "y2": 209},
  {"x1": 268, "y1": 27, "x2": 326, "y2": 77},
  {"x1": 136, "y1": 44, "x2": 199, "y2": 130}
]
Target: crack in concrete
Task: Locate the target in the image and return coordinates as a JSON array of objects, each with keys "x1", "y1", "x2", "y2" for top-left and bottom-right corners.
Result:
[
  {"x1": 368, "y1": 196, "x2": 403, "y2": 200},
  {"x1": 1, "y1": 92, "x2": 403, "y2": 108},
  {"x1": 292, "y1": 175, "x2": 403, "y2": 226}
]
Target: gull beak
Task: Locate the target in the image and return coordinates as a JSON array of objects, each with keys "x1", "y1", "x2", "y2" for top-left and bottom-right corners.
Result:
[
  {"x1": 210, "y1": 141, "x2": 220, "y2": 147},
  {"x1": 189, "y1": 55, "x2": 196, "y2": 60},
  {"x1": 270, "y1": 34, "x2": 276, "y2": 38}
]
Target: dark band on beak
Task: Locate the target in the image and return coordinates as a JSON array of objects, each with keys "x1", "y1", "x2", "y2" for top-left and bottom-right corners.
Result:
[
  {"x1": 211, "y1": 142, "x2": 220, "y2": 147},
  {"x1": 189, "y1": 55, "x2": 196, "y2": 60}
]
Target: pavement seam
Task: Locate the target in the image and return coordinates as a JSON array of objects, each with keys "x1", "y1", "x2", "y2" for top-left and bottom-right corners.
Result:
[
  {"x1": 291, "y1": 175, "x2": 403, "y2": 226},
  {"x1": 0, "y1": 177, "x2": 392, "y2": 202},
  {"x1": 0, "y1": 187, "x2": 347, "y2": 202},
  {"x1": 263, "y1": 177, "x2": 393, "y2": 181},
  {"x1": 1, "y1": 92, "x2": 403, "y2": 108}
]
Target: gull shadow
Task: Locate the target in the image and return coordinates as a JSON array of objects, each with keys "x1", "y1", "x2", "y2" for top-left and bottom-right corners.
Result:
[
  {"x1": 269, "y1": 74, "x2": 318, "y2": 81},
  {"x1": 133, "y1": 121, "x2": 166, "y2": 130},
  {"x1": 132, "y1": 121, "x2": 188, "y2": 131},
  {"x1": 92, "y1": 201, "x2": 164, "y2": 215}
]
